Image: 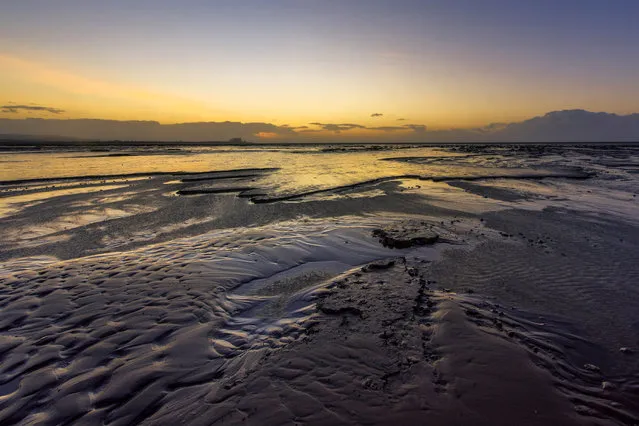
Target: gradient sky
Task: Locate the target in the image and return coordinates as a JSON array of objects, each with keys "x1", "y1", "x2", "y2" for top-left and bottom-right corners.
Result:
[{"x1": 1, "y1": 0, "x2": 639, "y2": 140}]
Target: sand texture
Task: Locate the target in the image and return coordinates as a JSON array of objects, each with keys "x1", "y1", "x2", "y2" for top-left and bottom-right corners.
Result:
[{"x1": 1, "y1": 144, "x2": 639, "y2": 425}]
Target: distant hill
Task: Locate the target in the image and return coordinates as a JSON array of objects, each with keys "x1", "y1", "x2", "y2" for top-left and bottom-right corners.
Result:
[
  {"x1": 0, "y1": 133, "x2": 84, "y2": 142},
  {"x1": 396, "y1": 110, "x2": 639, "y2": 143},
  {"x1": 0, "y1": 118, "x2": 286, "y2": 143}
]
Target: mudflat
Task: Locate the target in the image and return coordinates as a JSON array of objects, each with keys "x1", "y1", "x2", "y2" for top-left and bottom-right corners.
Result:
[{"x1": 1, "y1": 144, "x2": 638, "y2": 425}]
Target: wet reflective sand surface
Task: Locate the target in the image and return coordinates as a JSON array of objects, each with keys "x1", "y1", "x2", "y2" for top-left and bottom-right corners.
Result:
[{"x1": 0, "y1": 144, "x2": 638, "y2": 425}]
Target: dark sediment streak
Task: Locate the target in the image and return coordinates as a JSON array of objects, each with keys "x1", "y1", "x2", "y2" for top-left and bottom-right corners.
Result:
[
  {"x1": 446, "y1": 180, "x2": 531, "y2": 202},
  {"x1": 177, "y1": 187, "x2": 257, "y2": 195},
  {"x1": 0, "y1": 168, "x2": 280, "y2": 186},
  {"x1": 180, "y1": 173, "x2": 263, "y2": 182},
  {"x1": 245, "y1": 171, "x2": 592, "y2": 204}
]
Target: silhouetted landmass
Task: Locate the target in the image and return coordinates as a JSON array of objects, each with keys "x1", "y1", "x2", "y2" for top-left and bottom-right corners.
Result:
[{"x1": 1, "y1": 110, "x2": 639, "y2": 146}]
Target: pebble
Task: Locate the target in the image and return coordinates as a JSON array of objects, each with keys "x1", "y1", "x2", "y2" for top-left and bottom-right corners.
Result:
[{"x1": 584, "y1": 363, "x2": 600, "y2": 373}]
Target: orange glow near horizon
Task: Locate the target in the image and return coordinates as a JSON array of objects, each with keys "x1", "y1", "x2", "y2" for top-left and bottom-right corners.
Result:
[
  {"x1": 0, "y1": 53, "x2": 230, "y2": 124},
  {"x1": 1, "y1": 43, "x2": 639, "y2": 142},
  {"x1": 0, "y1": 52, "x2": 602, "y2": 131}
]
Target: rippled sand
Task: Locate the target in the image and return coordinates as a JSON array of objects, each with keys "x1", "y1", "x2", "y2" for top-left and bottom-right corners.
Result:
[{"x1": 0, "y1": 144, "x2": 638, "y2": 425}]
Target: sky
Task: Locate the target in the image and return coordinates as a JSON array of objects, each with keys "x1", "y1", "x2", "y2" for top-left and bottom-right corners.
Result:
[{"x1": 1, "y1": 0, "x2": 639, "y2": 142}]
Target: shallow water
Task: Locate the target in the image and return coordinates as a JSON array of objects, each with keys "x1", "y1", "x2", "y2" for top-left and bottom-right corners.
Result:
[{"x1": 0, "y1": 145, "x2": 593, "y2": 199}]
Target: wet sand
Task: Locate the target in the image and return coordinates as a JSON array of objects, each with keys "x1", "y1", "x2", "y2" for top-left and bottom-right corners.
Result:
[{"x1": 1, "y1": 144, "x2": 638, "y2": 425}]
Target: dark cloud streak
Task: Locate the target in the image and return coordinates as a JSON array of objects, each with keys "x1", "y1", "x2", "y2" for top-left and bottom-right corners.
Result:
[
  {"x1": 402, "y1": 124, "x2": 427, "y2": 132},
  {"x1": 365, "y1": 124, "x2": 427, "y2": 133},
  {"x1": 308, "y1": 122, "x2": 426, "y2": 134},
  {"x1": 368, "y1": 126, "x2": 405, "y2": 132},
  {"x1": 1, "y1": 104, "x2": 66, "y2": 114},
  {"x1": 309, "y1": 122, "x2": 367, "y2": 133}
]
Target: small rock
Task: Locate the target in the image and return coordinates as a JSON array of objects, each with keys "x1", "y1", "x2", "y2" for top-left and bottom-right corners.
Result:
[
  {"x1": 361, "y1": 259, "x2": 395, "y2": 272},
  {"x1": 372, "y1": 225, "x2": 439, "y2": 249},
  {"x1": 379, "y1": 330, "x2": 393, "y2": 339},
  {"x1": 584, "y1": 363, "x2": 600, "y2": 373},
  {"x1": 361, "y1": 377, "x2": 383, "y2": 391}
]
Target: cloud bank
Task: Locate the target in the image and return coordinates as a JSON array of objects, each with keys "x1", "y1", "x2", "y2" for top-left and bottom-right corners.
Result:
[
  {"x1": 1, "y1": 110, "x2": 638, "y2": 143},
  {"x1": 0, "y1": 119, "x2": 296, "y2": 142}
]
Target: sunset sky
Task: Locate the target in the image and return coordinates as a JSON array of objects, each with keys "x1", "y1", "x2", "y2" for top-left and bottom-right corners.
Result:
[{"x1": 1, "y1": 0, "x2": 639, "y2": 141}]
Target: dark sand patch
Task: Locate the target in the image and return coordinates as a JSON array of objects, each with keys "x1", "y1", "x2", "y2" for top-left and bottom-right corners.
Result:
[
  {"x1": 446, "y1": 180, "x2": 531, "y2": 202},
  {"x1": 429, "y1": 208, "x2": 639, "y2": 377}
]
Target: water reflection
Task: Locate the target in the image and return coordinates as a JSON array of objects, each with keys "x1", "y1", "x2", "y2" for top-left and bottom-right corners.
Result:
[{"x1": 0, "y1": 146, "x2": 583, "y2": 200}]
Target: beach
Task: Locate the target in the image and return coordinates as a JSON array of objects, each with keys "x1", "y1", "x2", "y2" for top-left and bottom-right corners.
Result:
[{"x1": 1, "y1": 143, "x2": 638, "y2": 425}]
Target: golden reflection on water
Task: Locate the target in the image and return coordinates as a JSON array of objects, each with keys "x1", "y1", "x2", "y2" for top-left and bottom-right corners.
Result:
[
  {"x1": 0, "y1": 185, "x2": 129, "y2": 217},
  {"x1": 0, "y1": 147, "x2": 483, "y2": 197}
]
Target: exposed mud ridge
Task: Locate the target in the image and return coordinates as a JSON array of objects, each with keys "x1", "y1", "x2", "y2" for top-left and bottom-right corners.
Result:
[
  {"x1": 318, "y1": 144, "x2": 423, "y2": 153},
  {"x1": 371, "y1": 219, "x2": 472, "y2": 250},
  {"x1": 0, "y1": 167, "x2": 280, "y2": 186},
  {"x1": 179, "y1": 173, "x2": 263, "y2": 182},
  {"x1": 177, "y1": 186, "x2": 257, "y2": 195},
  {"x1": 373, "y1": 221, "x2": 440, "y2": 248},
  {"x1": 379, "y1": 155, "x2": 480, "y2": 163},
  {"x1": 361, "y1": 259, "x2": 397, "y2": 272},
  {"x1": 243, "y1": 170, "x2": 593, "y2": 204}
]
